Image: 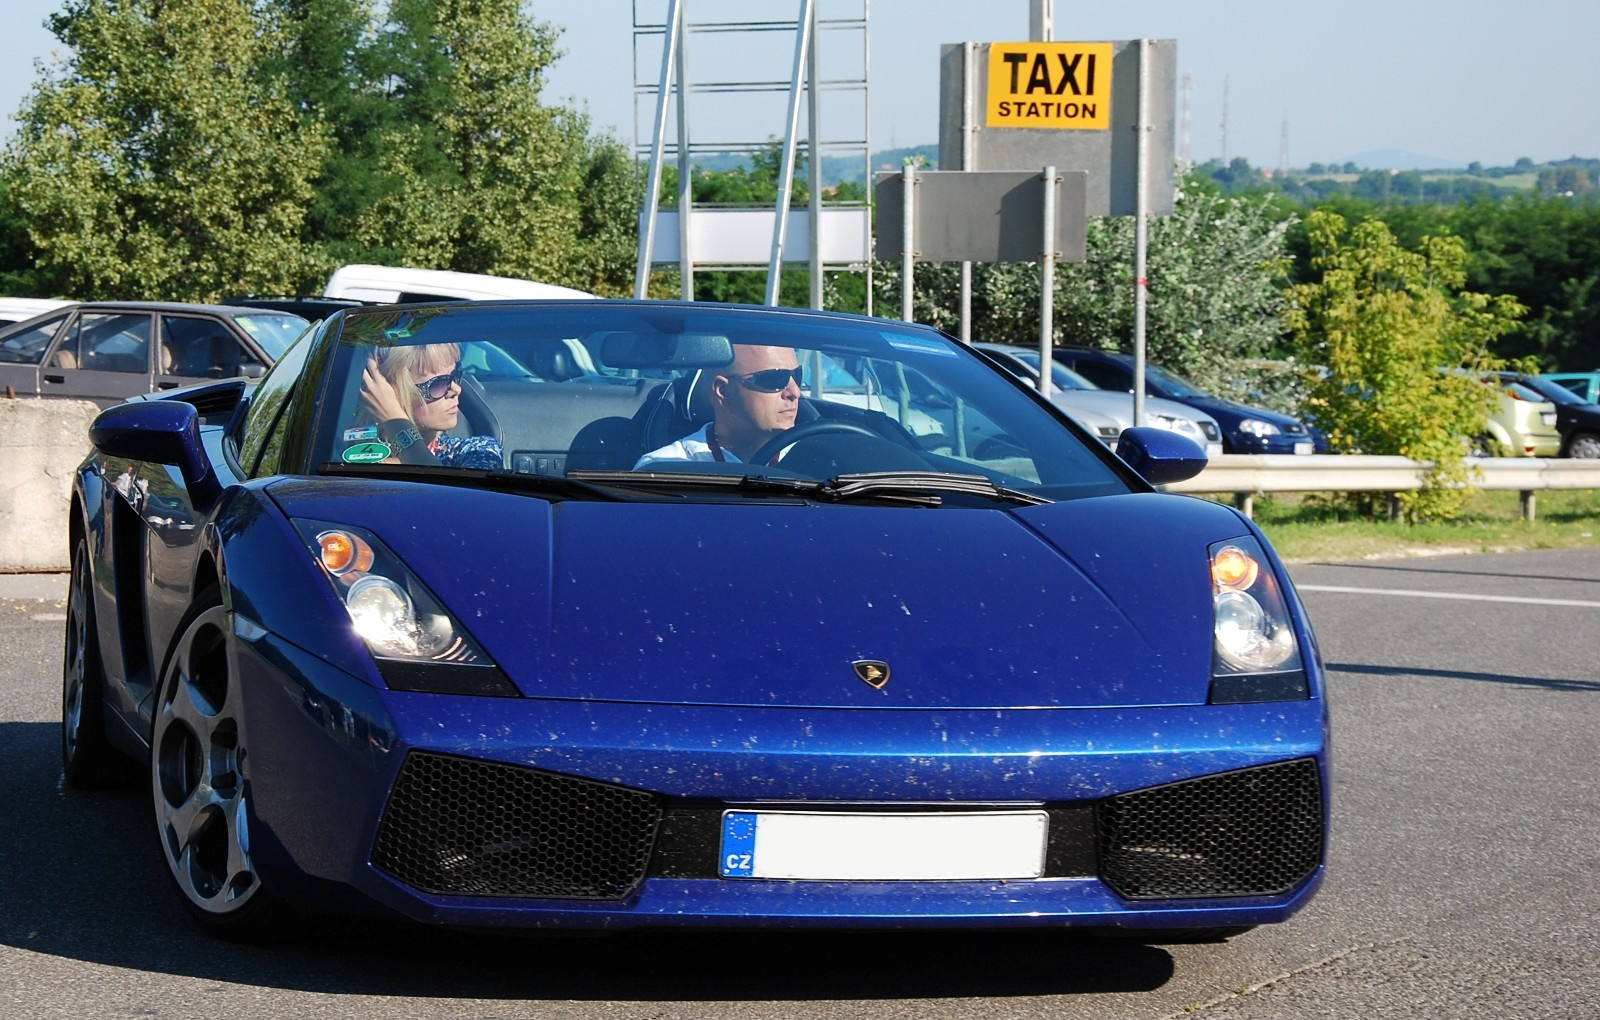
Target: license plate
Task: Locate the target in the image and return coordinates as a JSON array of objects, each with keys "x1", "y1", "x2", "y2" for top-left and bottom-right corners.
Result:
[
  {"x1": 1293, "y1": 441, "x2": 1314, "y2": 455},
  {"x1": 718, "y1": 810, "x2": 1049, "y2": 880}
]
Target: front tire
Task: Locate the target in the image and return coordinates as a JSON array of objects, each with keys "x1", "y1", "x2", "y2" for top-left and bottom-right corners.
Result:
[
  {"x1": 151, "y1": 587, "x2": 294, "y2": 941},
  {"x1": 62, "y1": 537, "x2": 133, "y2": 788},
  {"x1": 1564, "y1": 431, "x2": 1600, "y2": 459}
]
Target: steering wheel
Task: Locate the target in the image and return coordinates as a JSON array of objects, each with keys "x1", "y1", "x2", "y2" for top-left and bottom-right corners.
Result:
[{"x1": 750, "y1": 419, "x2": 882, "y2": 466}]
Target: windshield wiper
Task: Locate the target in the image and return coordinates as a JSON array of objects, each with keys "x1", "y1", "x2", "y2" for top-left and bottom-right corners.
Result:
[
  {"x1": 825, "y1": 471, "x2": 1051, "y2": 506},
  {"x1": 569, "y1": 469, "x2": 1049, "y2": 507}
]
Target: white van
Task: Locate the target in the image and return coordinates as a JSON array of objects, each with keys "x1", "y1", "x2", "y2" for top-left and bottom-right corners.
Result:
[{"x1": 322, "y1": 264, "x2": 595, "y2": 303}]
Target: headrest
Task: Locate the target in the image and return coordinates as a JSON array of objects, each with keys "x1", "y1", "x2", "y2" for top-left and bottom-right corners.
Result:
[{"x1": 676, "y1": 369, "x2": 716, "y2": 425}]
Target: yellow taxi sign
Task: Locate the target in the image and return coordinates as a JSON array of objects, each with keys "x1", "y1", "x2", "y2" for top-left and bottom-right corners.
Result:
[{"x1": 986, "y1": 42, "x2": 1113, "y2": 130}]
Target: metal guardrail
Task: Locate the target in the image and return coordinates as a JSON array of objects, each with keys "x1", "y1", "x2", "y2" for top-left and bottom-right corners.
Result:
[{"x1": 1164, "y1": 454, "x2": 1600, "y2": 521}]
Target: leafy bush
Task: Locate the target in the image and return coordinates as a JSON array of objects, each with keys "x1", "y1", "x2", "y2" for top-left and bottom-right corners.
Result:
[{"x1": 1287, "y1": 211, "x2": 1523, "y2": 520}]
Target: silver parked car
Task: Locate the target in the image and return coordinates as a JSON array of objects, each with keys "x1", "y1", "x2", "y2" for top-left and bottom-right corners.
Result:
[
  {"x1": 974, "y1": 343, "x2": 1225, "y2": 458},
  {"x1": 0, "y1": 301, "x2": 309, "y2": 406}
]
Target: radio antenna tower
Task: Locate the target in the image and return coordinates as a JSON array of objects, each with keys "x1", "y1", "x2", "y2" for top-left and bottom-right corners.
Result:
[
  {"x1": 1219, "y1": 75, "x2": 1230, "y2": 165},
  {"x1": 1179, "y1": 72, "x2": 1192, "y2": 169},
  {"x1": 1278, "y1": 110, "x2": 1291, "y2": 177}
]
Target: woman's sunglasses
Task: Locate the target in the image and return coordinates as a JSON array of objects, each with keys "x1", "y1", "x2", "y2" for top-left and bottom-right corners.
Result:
[
  {"x1": 728, "y1": 367, "x2": 803, "y2": 393},
  {"x1": 414, "y1": 365, "x2": 463, "y2": 403}
]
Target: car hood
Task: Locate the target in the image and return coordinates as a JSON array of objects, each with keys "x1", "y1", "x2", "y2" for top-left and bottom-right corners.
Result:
[
  {"x1": 1180, "y1": 396, "x2": 1300, "y2": 428},
  {"x1": 1054, "y1": 389, "x2": 1218, "y2": 427},
  {"x1": 269, "y1": 481, "x2": 1253, "y2": 711}
]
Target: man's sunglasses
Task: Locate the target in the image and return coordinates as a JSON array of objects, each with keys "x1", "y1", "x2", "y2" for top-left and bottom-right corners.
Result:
[
  {"x1": 728, "y1": 367, "x2": 803, "y2": 393},
  {"x1": 414, "y1": 365, "x2": 463, "y2": 402}
]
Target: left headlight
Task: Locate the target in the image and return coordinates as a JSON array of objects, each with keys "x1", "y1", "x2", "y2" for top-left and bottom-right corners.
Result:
[
  {"x1": 1236, "y1": 418, "x2": 1282, "y2": 437},
  {"x1": 293, "y1": 519, "x2": 518, "y2": 696},
  {"x1": 1208, "y1": 536, "x2": 1308, "y2": 704},
  {"x1": 1149, "y1": 413, "x2": 1201, "y2": 438}
]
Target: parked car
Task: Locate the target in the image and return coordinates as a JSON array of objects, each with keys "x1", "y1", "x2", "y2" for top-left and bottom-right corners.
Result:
[
  {"x1": 0, "y1": 296, "x2": 72, "y2": 326},
  {"x1": 0, "y1": 301, "x2": 309, "y2": 406},
  {"x1": 1499, "y1": 372, "x2": 1600, "y2": 458},
  {"x1": 225, "y1": 296, "x2": 365, "y2": 321},
  {"x1": 64, "y1": 299, "x2": 1327, "y2": 942},
  {"x1": 1478, "y1": 375, "x2": 1560, "y2": 457},
  {"x1": 1543, "y1": 371, "x2": 1600, "y2": 406},
  {"x1": 1048, "y1": 347, "x2": 1325, "y2": 455},
  {"x1": 973, "y1": 343, "x2": 1224, "y2": 458}
]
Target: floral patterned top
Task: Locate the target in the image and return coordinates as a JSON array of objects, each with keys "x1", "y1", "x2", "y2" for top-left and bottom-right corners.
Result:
[{"x1": 433, "y1": 434, "x2": 504, "y2": 470}]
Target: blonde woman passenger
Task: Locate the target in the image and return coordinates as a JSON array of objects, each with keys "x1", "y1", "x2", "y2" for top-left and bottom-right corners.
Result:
[{"x1": 359, "y1": 343, "x2": 503, "y2": 469}]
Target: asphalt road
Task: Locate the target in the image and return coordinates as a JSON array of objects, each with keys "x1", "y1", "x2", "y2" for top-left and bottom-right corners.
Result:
[{"x1": 2, "y1": 548, "x2": 1597, "y2": 1019}]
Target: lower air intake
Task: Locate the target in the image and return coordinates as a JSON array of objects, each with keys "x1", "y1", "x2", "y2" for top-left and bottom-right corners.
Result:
[
  {"x1": 1096, "y1": 758, "x2": 1324, "y2": 900},
  {"x1": 372, "y1": 752, "x2": 662, "y2": 899}
]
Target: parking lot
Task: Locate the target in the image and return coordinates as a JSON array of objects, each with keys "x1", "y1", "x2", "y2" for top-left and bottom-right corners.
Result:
[{"x1": 2, "y1": 547, "x2": 1598, "y2": 1019}]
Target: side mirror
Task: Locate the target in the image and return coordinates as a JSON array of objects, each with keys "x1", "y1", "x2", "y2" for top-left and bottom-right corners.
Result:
[
  {"x1": 1115, "y1": 426, "x2": 1208, "y2": 485},
  {"x1": 90, "y1": 400, "x2": 221, "y2": 508}
]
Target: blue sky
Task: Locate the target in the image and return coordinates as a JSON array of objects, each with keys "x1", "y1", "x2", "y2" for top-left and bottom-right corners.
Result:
[{"x1": 4, "y1": 1, "x2": 1596, "y2": 170}]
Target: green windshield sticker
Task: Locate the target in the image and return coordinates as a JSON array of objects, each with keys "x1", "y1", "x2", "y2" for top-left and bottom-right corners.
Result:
[
  {"x1": 343, "y1": 441, "x2": 391, "y2": 464},
  {"x1": 385, "y1": 327, "x2": 414, "y2": 340}
]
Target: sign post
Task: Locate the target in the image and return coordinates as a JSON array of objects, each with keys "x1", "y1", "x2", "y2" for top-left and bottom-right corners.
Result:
[{"x1": 1039, "y1": 166, "x2": 1058, "y2": 399}]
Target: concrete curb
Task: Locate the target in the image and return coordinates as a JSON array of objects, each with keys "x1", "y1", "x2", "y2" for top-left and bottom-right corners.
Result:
[{"x1": 0, "y1": 572, "x2": 68, "y2": 601}]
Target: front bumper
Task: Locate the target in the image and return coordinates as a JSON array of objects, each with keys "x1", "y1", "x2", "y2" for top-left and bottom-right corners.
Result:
[
  {"x1": 1228, "y1": 433, "x2": 1317, "y2": 455},
  {"x1": 235, "y1": 627, "x2": 1330, "y2": 932}
]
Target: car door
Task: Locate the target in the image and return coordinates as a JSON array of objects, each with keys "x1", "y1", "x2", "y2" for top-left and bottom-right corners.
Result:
[
  {"x1": 0, "y1": 311, "x2": 71, "y2": 395},
  {"x1": 157, "y1": 313, "x2": 268, "y2": 390},
  {"x1": 41, "y1": 310, "x2": 158, "y2": 404}
]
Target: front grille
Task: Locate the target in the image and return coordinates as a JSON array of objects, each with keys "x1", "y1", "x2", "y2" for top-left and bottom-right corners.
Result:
[
  {"x1": 1096, "y1": 758, "x2": 1323, "y2": 900},
  {"x1": 372, "y1": 752, "x2": 662, "y2": 899}
]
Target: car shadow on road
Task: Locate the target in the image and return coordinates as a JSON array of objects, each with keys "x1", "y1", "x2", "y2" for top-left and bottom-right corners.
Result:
[
  {"x1": 2, "y1": 720, "x2": 1178, "y2": 1001},
  {"x1": 1305, "y1": 559, "x2": 1600, "y2": 587},
  {"x1": 1328, "y1": 661, "x2": 1600, "y2": 692}
]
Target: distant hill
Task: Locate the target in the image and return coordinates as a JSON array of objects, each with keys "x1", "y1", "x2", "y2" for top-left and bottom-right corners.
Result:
[{"x1": 1342, "y1": 149, "x2": 1466, "y2": 172}]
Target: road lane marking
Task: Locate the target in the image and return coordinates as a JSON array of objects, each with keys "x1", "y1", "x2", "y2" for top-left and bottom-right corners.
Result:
[{"x1": 1297, "y1": 584, "x2": 1600, "y2": 609}]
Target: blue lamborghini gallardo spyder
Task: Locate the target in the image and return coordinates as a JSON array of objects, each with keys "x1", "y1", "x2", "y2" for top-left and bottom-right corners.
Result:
[{"x1": 63, "y1": 300, "x2": 1327, "y2": 942}]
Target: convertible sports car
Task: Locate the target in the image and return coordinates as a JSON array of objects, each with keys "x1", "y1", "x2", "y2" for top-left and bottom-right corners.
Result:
[{"x1": 63, "y1": 300, "x2": 1328, "y2": 942}]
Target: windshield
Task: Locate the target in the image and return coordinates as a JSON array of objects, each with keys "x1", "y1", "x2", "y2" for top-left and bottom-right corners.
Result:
[
  {"x1": 310, "y1": 303, "x2": 1133, "y2": 503},
  {"x1": 1006, "y1": 349, "x2": 1100, "y2": 391},
  {"x1": 1519, "y1": 375, "x2": 1581, "y2": 406},
  {"x1": 1143, "y1": 362, "x2": 1212, "y2": 398},
  {"x1": 234, "y1": 312, "x2": 311, "y2": 361}
]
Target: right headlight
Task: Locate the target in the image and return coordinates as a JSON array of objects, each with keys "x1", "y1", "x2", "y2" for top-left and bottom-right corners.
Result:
[{"x1": 1208, "y1": 536, "x2": 1308, "y2": 703}]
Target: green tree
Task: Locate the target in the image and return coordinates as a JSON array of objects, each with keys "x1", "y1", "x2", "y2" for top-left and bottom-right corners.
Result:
[
  {"x1": 1445, "y1": 194, "x2": 1600, "y2": 369},
  {"x1": 344, "y1": 0, "x2": 604, "y2": 290},
  {"x1": 1, "y1": 0, "x2": 330, "y2": 301},
  {"x1": 271, "y1": 0, "x2": 401, "y2": 273},
  {"x1": 2, "y1": 0, "x2": 639, "y2": 301},
  {"x1": 1287, "y1": 211, "x2": 1522, "y2": 520}
]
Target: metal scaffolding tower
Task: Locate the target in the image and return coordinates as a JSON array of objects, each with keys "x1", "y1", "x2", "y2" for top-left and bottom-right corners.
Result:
[{"x1": 631, "y1": 0, "x2": 872, "y2": 308}]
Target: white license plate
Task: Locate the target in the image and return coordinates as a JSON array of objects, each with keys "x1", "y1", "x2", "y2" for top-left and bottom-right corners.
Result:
[
  {"x1": 1293, "y1": 441, "x2": 1314, "y2": 455},
  {"x1": 718, "y1": 810, "x2": 1048, "y2": 880}
]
